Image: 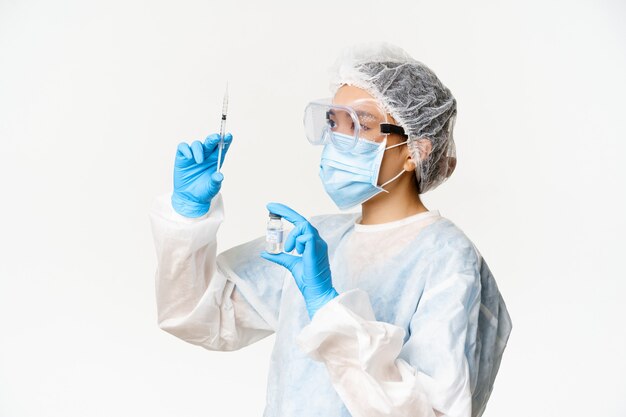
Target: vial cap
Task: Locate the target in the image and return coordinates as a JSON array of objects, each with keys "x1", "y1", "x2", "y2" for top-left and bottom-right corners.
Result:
[{"x1": 269, "y1": 212, "x2": 281, "y2": 220}]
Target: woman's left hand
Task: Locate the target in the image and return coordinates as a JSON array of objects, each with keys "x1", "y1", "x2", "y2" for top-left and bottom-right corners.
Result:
[{"x1": 261, "y1": 203, "x2": 338, "y2": 319}]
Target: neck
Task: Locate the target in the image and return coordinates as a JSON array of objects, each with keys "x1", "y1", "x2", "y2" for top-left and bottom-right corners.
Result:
[{"x1": 360, "y1": 173, "x2": 427, "y2": 225}]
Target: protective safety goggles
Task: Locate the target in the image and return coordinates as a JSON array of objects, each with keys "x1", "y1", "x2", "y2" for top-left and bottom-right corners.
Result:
[{"x1": 303, "y1": 98, "x2": 407, "y2": 152}]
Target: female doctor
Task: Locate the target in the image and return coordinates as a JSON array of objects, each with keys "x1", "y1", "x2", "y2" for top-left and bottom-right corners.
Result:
[{"x1": 150, "y1": 43, "x2": 512, "y2": 417}]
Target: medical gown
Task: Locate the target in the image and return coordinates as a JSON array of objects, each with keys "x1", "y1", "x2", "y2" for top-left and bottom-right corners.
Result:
[{"x1": 150, "y1": 194, "x2": 512, "y2": 417}]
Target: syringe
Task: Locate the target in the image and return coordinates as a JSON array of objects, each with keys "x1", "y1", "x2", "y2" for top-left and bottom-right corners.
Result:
[{"x1": 216, "y1": 83, "x2": 229, "y2": 174}]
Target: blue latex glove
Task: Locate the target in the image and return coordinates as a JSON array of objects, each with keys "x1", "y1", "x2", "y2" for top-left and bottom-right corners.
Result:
[
  {"x1": 261, "y1": 203, "x2": 338, "y2": 318},
  {"x1": 172, "y1": 133, "x2": 233, "y2": 217}
]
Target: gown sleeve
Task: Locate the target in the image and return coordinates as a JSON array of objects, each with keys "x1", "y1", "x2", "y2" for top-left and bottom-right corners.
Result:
[
  {"x1": 150, "y1": 193, "x2": 287, "y2": 351},
  {"x1": 297, "y1": 244, "x2": 483, "y2": 417}
]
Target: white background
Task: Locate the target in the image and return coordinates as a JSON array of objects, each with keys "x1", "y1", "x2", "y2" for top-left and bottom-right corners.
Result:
[{"x1": 1, "y1": 0, "x2": 625, "y2": 416}]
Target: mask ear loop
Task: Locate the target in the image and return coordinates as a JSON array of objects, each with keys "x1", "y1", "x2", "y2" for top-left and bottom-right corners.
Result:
[
  {"x1": 377, "y1": 140, "x2": 410, "y2": 192},
  {"x1": 379, "y1": 169, "x2": 406, "y2": 192},
  {"x1": 385, "y1": 140, "x2": 408, "y2": 151}
]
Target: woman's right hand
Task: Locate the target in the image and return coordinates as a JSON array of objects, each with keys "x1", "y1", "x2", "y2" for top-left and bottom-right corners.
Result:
[{"x1": 171, "y1": 133, "x2": 233, "y2": 217}]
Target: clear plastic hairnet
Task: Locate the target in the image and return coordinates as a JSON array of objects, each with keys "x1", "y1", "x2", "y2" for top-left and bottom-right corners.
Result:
[{"x1": 329, "y1": 42, "x2": 457, "y2": 194}]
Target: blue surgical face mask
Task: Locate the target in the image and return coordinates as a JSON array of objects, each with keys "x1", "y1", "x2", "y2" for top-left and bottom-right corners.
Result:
[{"x1": 319, "y1": 133, "x2": 409, "y2": 210}]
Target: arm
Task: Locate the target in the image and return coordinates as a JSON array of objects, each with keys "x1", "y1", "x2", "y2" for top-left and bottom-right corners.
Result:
[
  {"x1": 150, "y1": 192, "x2": 286, "y2": 351},
  {"x1": 297, "y1": 249, "x2": 482, "y2": 417}
]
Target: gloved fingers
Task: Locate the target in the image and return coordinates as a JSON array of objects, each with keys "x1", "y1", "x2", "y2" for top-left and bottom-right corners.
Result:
[
  {"x1": 205, "y1": 172, "x2": 224, "y2": 197},
  {"x1": 176, "y1": 142, "x2": 193, "y2": 160},
  {"x1": 284, "y1": 223, "x2": 308, "y2": 253},
  {"x1": 204, "y1": 132, "x2": 232, "y2": 149},
  {"x1": 304, "y1": 234, "x2": 327, "y2": 261},
  {"x1": 219, "y1": 133, "x2": 234, "y2": 164},
  {"x1": 295, "y1": 233, "x2": 314, "y2": 255},
  {"x1": 222, "y1": 132, "x2": 233, "y2": 147},
  {"x1": 266, "y1": 203, "x2": 308, "y2": 226},
  {"x1": 204, "y1": 132, "x2": 234, "y2": 165},
  {"x1": 191, "y1": 140, "x2": 205, "y2": 164},
  {"x1": 260, "y1": 251, "x2": 300, "y2": 272},
  {"x1": 204, "y1": 133, "x2": 222, "y2": 153},
  {"x1": 269, "y1": 204, "x2": 320, "y2": 253}
]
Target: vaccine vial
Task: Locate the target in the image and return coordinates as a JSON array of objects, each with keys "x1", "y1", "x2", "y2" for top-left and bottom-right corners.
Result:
[{"x1": 266, "y1": 212, "x2": 284, "y2": 254}]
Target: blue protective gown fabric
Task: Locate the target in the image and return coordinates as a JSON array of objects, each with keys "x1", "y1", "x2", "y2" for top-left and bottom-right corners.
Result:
[{"x1": 150, "y1": 193, "x2": 512, "y2": 417}]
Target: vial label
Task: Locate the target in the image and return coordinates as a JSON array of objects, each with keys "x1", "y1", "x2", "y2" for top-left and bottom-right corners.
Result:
[{"x1": 266, "y1": 230, "x2": 283, "y2": 243}]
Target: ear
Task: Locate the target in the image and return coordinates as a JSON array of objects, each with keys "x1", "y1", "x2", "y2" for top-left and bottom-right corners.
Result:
[
  {"x1": 404, "y1": 154, "x2": 417, "y2": 172},
  {"x1": 404, "y1": 138, "x2": 432, "y2": 171}
]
